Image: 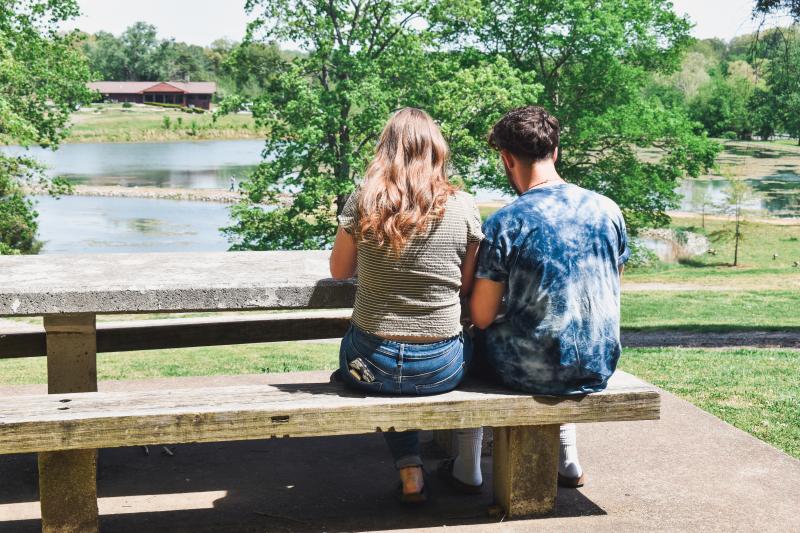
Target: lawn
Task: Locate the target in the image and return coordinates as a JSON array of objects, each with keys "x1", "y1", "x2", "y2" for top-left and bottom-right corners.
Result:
[
  {"x1": 623, "y1": 215, "x2": 800, "y2": 287},
  {"x1": 67, "y1": 103, "x2": 263, "y2": 143},
  {"x1": 621, "y1": 290, "x2": 800, "y2": 330},
  {"x1": 620, "y1": 347, "x2": 799, "y2": 460},
  {"x1": 1, "y1": 342, "x2": 796, "y2": 459}
]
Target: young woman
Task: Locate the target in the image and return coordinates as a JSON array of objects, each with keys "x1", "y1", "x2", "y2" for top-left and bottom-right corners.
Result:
[{"x1": 329, "y1": 107, "x2": 483, "y2": 503}]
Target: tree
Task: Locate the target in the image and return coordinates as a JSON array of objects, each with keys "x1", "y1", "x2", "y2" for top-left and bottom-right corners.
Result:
[
  {"x1": 754, "y1": 0, "x2": 800, "y2": 20},
  {"x1": 689, "y1": 61, "x2": 761, "y2": 140},
  {"x1": 0, "y1": 0, "x2": 93, "y2": 254},
  {"x1": 765, "y1": 28, "x2": 800, "y2": 144},
  {"x1": 709, "y1": 174, "x2": 750, "y2": 267},
  {"x1": 222, "y1": 0, "x2": 538, "y2": 250},
  {"x1": 433, "y1": 0, "x2": 720, "y2": 232}
]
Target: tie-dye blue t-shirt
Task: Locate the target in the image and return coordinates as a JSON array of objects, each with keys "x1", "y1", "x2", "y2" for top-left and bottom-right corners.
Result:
[{"x1": 476, "y1": 183, "x2": 630, "y2": 395}]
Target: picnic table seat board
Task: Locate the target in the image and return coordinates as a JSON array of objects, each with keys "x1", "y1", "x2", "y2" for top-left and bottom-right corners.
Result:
[{"x1": 0, "y1": 371, "x2": 660, "y2": 522}]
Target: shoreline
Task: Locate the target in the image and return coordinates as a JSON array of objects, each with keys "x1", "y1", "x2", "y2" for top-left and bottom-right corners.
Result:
[
  {"x1": 20, "y1": 185, "x2": 800, "y2": 223},
  {"x1": 25, "y1": 185, "x2": 248, "y2": 204}
]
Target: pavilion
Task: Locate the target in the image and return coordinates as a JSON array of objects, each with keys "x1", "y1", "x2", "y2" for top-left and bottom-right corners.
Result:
[{"x1": 88, "y1": 81, "x2": 217, "y2": 109}]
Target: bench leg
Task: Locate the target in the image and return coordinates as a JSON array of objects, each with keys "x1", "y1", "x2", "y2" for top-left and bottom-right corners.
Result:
[
  {"x1": 39, "y1": 450, "x2": 99, "y2": 533},
  {"x1": 39, "y1": 314, "x2": 99, "y2": 533},
  {"x1": 492, "y1": 424, "x2": 559, "y2": 518}
]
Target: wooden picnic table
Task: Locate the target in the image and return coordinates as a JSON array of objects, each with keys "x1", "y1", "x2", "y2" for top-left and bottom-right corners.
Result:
[
  {"x1": 0, "y1": 250, "x2": 660, "y2": 531},
  {"x1": 0, "y1": 250, "x2": 356, "y2": 532}
]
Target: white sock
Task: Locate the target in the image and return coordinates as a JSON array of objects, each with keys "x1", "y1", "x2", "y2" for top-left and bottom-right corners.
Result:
[
  {"x1": 452, "y1": 427, "x2": 483, "y2": 486},
  {"x1": 559, "y1": 423, "x2": 583, "y2": 478}
]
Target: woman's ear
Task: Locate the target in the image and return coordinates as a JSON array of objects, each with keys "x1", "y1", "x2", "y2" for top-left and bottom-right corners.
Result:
[{"x1": 553, "y1": 147, "x2": 559, "y2": 162}]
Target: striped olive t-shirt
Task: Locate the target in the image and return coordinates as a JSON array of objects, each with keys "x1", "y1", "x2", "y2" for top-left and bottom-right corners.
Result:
[{"x1": 338, "y1": 190, "x2": 484, "y2": 338}]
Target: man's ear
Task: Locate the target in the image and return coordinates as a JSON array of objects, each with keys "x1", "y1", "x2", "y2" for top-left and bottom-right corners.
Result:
[
  {"x1": 552, "y1": 147, "x2": 559, "y2": 162},
  {"x1": 500, "y1": 149, "x2": 515, "y2": 170}
]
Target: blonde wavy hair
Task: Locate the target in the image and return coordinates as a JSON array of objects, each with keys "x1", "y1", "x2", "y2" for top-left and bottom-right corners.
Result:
[{"x1": 358, "y1": 107, "x2": 456, "y2": 254}]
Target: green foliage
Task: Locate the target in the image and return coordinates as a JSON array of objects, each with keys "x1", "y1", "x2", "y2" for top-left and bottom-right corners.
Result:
[
  {"x1": 689, "y1": 63, "x2": 761, "y2": 140},
  {"x1": 0, "y1": 0, "x2": 93, "y2": 254},
  {"x1": 80, "y1": 23, "x2": 301, "y2": 101},
  {"x1": 432, "y1": 0, "x2": 720, "y2": 233},
  {"x1": 162, "y1": 115, "x2": 172, "y2": 130},
  {"x1": 627, "y1": 240, "x2": 660, "y2": 268},
  {"x1": 755, "y1": 0, "x2": 800, "y2": 20},
  {"x1": 221, "y1": 0, "x2": 538, "y2": 250},
  {"x1": 708, "y1": 175, "x2": 750, "y2": 266}
]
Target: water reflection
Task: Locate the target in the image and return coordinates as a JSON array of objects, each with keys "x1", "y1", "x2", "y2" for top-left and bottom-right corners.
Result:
[
  {"x1": 35, "y1": 195, "x2": 230, "y2": 253},
  {"x1": 2, "y1": 140, "x2": 265, "y2": 189},
  {"x1": 678, "y1": 173, "x2": 800, "y2": 217}
]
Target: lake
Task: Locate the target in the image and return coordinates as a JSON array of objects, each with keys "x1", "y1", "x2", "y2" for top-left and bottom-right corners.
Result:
[
  {"x1": 4, "y1": 139, "x2": 799, "y2": 253},
  {"x1": 34, "y1": 195, "x2": 230, "y2": 254}
]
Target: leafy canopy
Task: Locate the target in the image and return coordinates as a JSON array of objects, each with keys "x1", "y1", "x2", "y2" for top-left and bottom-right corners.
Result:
[
  {"x1": 432, "y1": 0, "x2": 720, "y2": 232},
  {"x1": 222, "y1": 0, "x2": 538, "y2": 250},
  {"x1": 0, "y1": 0, "x2": 93, "y2": 254}
]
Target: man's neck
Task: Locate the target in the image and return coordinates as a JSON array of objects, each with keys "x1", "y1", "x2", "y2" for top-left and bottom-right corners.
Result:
[{"x1": 517, "y1": 160, "x2": 564, "y2": 192}]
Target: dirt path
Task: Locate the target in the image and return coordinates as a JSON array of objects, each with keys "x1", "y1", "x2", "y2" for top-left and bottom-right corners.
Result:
[{"x1": 622, "y1": 329, "x2": 800, "y2": 349}]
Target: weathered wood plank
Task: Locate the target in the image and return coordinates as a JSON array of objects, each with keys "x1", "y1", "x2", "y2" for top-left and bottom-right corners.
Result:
[
  {"x1": 0, "y1": 312, "x2": 352, "y2": 359},
  {"x1": 0, "y1": 372, "x2": 659, "y2": 455},
  {"x1": 0, "y1": 251, "x2": 355, "y2": 317}
]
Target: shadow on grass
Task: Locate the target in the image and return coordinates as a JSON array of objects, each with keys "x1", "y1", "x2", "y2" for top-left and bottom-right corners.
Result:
[
  {"x1": 622, "y1": 326, "x2": 800, "y2": 348},
  {"x1": 676, "y1": 258, "x2": 731, "y2": 268}
]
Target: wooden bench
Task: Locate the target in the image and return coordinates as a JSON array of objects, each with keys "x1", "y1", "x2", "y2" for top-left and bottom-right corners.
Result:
[
  {"x1": 0, "y1": 371, "x2": 659, "y2": 524},
  {"x1": 0, "y1": 250, "x2": 660, "y2": 531}
]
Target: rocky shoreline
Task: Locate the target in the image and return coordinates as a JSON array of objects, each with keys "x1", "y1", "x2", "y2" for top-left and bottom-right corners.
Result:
[{"x1": 26, "y1": 185, "x2": 251, "y2": 204}]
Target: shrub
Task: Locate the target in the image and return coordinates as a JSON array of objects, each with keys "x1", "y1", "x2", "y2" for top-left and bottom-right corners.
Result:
[
  {"x1": 122, "y1": 102, "x2": 133, "y2": 108},
  {"x1": 162, "y1": 116, "x2": 172, "y2": 130},
  {"x1": 627, "y1": 239, "x2": 660, "y2": 268}
]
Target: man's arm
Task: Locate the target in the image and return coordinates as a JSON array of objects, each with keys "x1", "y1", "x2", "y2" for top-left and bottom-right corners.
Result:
[
  {"x1": 329, "y1": 227, "x2": 357, "y2": 279},
  {"x1": 470, "y1": 278, "x2": 506, "y2": 329}
]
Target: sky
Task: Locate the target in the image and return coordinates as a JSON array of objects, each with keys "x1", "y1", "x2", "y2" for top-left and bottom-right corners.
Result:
[{"x1": 62, "y1": 0, "x2": 788, "y2": 47}]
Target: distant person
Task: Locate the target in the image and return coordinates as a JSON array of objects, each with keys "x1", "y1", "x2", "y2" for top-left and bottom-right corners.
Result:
[
  {"x1": 229, "y1": 176, "x2": 236, "y2": 192},
  {"x1": 329, "y1": 107, "x2": 483, "y2": 503},
  {"x1": 439, "y1": 106, "x2": 630, "y2": 492}
]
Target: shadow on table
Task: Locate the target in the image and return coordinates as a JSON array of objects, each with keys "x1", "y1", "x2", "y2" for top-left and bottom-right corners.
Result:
[{"x1": 0, "y1": 435, "x2": 605, "y2": 533}]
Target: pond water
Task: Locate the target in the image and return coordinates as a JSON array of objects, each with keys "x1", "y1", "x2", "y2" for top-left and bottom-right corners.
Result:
[
  {"x1": 678, "y1": 173, "x2": 800, "y2": 218},
  {"x1": 33, "y1": 195, "x2": 230, "y2": 254},
  {"x1": 3, "y1": 140, "x2": 265, "y2": 188},
  {"x1": 4, "y1": 139, "x2": 799, "y2": 253}
]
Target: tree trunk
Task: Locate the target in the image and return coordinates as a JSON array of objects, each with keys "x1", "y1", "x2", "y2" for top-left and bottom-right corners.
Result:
[{"x1": 734, "y1": 211, "x2": 740, "y2": 267}]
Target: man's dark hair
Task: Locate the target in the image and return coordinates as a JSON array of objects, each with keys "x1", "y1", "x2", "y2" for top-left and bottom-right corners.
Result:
[{"x1": 488, "y1": 106, "x2": 560, "y2": 161}]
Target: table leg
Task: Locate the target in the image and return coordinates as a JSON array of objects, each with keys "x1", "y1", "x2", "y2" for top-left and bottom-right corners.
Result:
[
  {"x1": 492, "y1": 424, "x2": 559, "y2": 518},
  {"x1": 39, "y1": 314, "x2": 99, "y2": 533}
]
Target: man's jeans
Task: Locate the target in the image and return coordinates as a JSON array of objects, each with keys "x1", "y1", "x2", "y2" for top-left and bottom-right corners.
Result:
[{"x1": 339, "y1": 324, "x2": 471, "y2": 468}]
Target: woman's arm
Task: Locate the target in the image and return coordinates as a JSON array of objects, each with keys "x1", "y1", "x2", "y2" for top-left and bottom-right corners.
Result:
[
  {"x1": 460, "y1": 241, "x2": 480, "y2": 297},
  {"x1": 329, "y1": 227, "x2": 358, "y2": 279}
]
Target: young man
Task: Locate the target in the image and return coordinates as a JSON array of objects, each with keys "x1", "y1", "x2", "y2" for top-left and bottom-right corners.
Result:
[{"x1": 440, "y1": 106, "x2": 630, "y2": 491}]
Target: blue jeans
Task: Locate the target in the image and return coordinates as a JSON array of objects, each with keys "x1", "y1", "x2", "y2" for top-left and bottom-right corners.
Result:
[{"x1": 339, "y1": 324, "x2": 471, "y2": 468}]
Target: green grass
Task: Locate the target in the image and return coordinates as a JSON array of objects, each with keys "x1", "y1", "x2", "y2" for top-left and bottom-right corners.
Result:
[
  {"x1": 0, "y1": 342, "x2": 339, "y2": 386},
  {"x1": 624, "y1": 215, "x2": 800, "y2": 287},
  {"x1": 620, "y1": 347, "x2": 799, "y2": 459},
  {"x1": 67, "y1": 103, "x2": 263, "y2": 143},
  {"x1": 621, "y1": 290, "x2": 800, "y2": 330}
]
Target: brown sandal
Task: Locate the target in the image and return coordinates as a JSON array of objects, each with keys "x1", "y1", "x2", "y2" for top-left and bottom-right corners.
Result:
[{"x1": 397, "y1": 480, "x2": 428, "y2": 504}]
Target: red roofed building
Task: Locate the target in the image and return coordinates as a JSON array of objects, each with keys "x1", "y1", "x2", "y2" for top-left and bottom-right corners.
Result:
[{"x1": 88, "y1": 81, "x2": 217, "y2": 109}]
